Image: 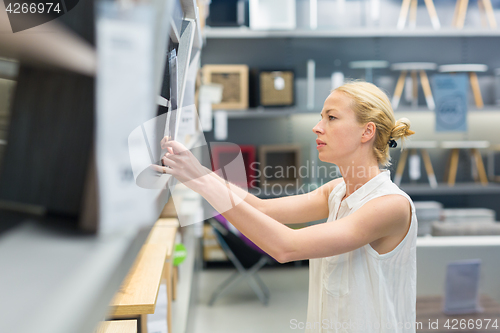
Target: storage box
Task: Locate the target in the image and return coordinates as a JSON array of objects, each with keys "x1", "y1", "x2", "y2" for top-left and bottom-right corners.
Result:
[
  {"x1": 250, "y1": 69, "x2": 294, "y2": 107},
  {"x1": 442, "y1": 208, "x2": 495, "y2": 223}
]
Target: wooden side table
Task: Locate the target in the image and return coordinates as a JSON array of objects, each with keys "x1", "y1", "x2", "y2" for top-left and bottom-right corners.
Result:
[
  {"x1": 397, "y1": 0, "x2": 441, "y2": 30},
  {"x1": 95, "y1": 320, "x2": 137, "y2": 333},
  {"x1": 438, "y1": 64, "x2": 488, "y2": 109},
  {"x1": 453, "y1": 0, "x2": 497, "y2": 29},
  {"x1": 441, "y1": 141, "x2": 490, "y2": 186},
  {"x1": 395, "y1": 141, "x2": 438, "y2": 188},
  {"x1": 416, "y1": 294, "x2": 500, "y2": 332},
  {"x1": 391, "y1": 62, "x2": 437, "y2": 110}
]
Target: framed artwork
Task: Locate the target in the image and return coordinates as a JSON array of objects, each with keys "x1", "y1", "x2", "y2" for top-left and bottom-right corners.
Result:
[
  {"x1": 259, "y1": 144, "x2": 301, "y2": 187},
  {"x1": 211, "y1": 144, "x2": 256, "y2": 188},
  {"x1": 202, "y1": 65, "x2": 249, "y2": 110}
]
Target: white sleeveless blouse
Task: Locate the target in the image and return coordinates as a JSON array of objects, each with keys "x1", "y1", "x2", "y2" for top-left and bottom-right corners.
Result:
[{"x1": 305, "y1": 170, "x2": 417, "y2": 333}]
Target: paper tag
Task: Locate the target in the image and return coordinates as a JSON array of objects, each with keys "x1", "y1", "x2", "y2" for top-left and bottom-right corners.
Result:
[
  {"x1": 214, "y1": 110, "x2": 228, "y2": 141},
  {"x1": 200, "y1": 102, "x2": 213, "y2": 132}
]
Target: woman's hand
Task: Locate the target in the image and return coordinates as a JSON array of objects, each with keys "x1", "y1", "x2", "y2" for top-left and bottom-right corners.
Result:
[{"x1": 160, "y1": 138, "x2": 212, "y2": 192}]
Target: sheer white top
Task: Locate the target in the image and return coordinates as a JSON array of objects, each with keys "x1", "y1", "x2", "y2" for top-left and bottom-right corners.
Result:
[{"x1": 305, "y1": 170, "x2": 417, "y2": 333}]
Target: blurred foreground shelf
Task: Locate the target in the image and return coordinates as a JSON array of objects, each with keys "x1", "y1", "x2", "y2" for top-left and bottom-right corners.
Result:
[{"x1": 0, "y1": 221, "x2": 149, "y2": 333}]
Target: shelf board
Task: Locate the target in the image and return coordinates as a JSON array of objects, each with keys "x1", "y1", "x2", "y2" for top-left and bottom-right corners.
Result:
[
  {"x1": 0, "y1": 221, "x2": 149, "y2": 333},
  {"x1": 400, "y1": 182, "x2": 500, "y2": 196},
  {"x1": 221, "y1": 106, "x2": 500, "y2": 119},
  {"x1": 204, "y1": 26, "x2": 500, "y2": 39}
]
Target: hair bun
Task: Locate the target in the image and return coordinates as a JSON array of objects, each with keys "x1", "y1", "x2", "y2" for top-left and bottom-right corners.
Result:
[{"x1": 391, "y1": 117, "x2": 415, "y2": 143}]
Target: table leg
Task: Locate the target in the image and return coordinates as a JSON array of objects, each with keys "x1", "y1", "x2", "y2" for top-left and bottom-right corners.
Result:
[
  {"x1": 419, "y1": 70, "x2": 435, "y2": 110},
  {"x1": 395, "y1": 149, "x2": 409, "y2": 186},
  {"x1": 421, "y1": 149, "x2": 438, "y2": 188},
  {"x1": 452, "y1": 0, "x2": 462, "y2": 27},
  {"x1": 481, "y1": 0, "x2": 497, "y2": 28},
  {"x1": 447, "y1": 148, "x2": 460, "y2": 186},
  {"x1": 392, "y1": 70, "x2": 407, "y2": 109},
  {"x1": 456, "y1": 0, "x2": 469, "y2": 29},
  {"x1": 423, "y1": 0, "x2": 441, "y2": 29},
  {"x1": 478, "y1": 0, "x2": 488, "y2": 27},
  {"x1": 471, "y1": 148, "x2": 489, "y2": 185},
  {"x1": 397, "y1": 0, "x2": 412, "y2": 29},
  {"x1": 140, "y1": 314, "x2": 148, "y2": 333},
  {"x1": 411, "y1": 70, "x2": 418, "y2": 108},
  {"x1": 165, "y1": 260, "x2": 173, "y2": 333},
  {"x1": 469, "y1": 72, "x2": 484, "y2": 109},
  {"x1": 409, "y1": 0, "x2": 418, "y2": 29}
]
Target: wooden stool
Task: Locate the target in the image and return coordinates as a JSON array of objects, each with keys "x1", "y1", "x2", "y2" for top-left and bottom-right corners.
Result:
[
  {"x1": 348, "y1": 60, "x2": 389, "y2": 83},
  {"x1": 397, "y1": 0, "x2": 441, "y2": 30},
  {"x1": 453, "y1": 0, "x2": 497, "y2": 29},
  {"x1": 394, "y1": 141, "x2": 438, "y2": 188},
  {"x1": 391, "y1": 62, "x2": 437, "y2": 110},
  {"x1": 438, "y1": 64, "x2": 488, "y2": 109},
  {"x1": 441, "y1": 141, "x2": 489, "y2": 186}
]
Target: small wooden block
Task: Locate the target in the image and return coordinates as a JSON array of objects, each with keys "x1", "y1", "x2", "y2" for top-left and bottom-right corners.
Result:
[{"x1": 95, "y1": 320, "x2": 137, "y2": 333}]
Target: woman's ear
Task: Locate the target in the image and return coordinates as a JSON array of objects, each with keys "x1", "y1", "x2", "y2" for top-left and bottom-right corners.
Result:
[{"x1": 361, "y1": 122, "x2": 376, "y2": 143}]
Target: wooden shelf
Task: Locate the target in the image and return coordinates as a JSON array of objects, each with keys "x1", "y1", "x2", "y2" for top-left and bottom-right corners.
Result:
[{"x1": 204, "y1": 26, "x2": 500, "y2": 39}]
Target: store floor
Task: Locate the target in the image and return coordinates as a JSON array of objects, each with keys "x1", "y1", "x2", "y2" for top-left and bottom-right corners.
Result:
[{"x1": 192, "y1": 266, "x2": 309, "y2": 333}]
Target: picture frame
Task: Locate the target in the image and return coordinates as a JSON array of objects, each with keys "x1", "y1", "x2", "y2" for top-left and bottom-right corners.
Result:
[
  {"x1": 202, "y1": 64, "x2": 249, "y2": 110},
  {"x1": 211, "y1": 143, "x2": 256, "y2": 188},
  {"x1": 258, "y1": 144, "x2": 301, "y2": 187},
  {"x1": 250, "y1": 68, "x2": 295, "y2": 107}
]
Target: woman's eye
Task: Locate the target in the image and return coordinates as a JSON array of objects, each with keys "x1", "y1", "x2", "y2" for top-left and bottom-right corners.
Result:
[{"x1": 329, "y1": 115, "x2": 335, "y2": 120}]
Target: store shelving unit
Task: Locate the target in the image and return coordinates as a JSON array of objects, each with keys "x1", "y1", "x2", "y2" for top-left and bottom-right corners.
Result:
[
  {"x1": 0, "y1": 1, "x2": 204, "y2": 333},
  {"x1": 204, "y1": 26, "x2": 500, "y2": 38}
]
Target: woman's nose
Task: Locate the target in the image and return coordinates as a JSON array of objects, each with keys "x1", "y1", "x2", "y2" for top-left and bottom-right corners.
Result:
[{"x1": 313, "y1": 122, "x2": 324, "y2": 134}]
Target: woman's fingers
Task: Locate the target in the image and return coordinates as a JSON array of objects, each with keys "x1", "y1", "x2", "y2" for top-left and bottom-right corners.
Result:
[{"x1": 162, "y1": 154, "x2": 177, "y2": 168}]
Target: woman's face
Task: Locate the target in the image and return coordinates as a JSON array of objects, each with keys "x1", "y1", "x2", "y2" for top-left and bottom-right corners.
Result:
[{"x1": 312, "y1": 90, "x2": 366, "y2": 165}]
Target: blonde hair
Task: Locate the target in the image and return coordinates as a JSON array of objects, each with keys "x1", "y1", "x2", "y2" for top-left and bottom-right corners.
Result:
[{"x1": 334, "y1": 80, "x2": 415, "y2": 167}]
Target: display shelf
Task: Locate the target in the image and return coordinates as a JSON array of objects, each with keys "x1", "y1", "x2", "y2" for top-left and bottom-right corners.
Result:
[
  {"x1": 221, "y1": 106, "x2": 500, "y2": 119},
  {"x1": 400, "y1": 182, "x2": 500, "y2": 196},
  {"x1": 0, "y1": 221, "x2": 149, "y2": 333},
  {"x1": 204, "y1": 26, "x2": 500, "y2": 39}
]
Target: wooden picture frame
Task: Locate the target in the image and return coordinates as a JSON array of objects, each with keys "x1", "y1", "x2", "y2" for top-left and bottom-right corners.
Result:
[
  {"x1": 202, "y1": 65, "x2": 249, "y2": 110},
  {"x1": 259, "y1": 144, "x2": 301, "y2": 187},
  {"x1": 211, "y1": 144, "x2": 256, "y2": 188}
]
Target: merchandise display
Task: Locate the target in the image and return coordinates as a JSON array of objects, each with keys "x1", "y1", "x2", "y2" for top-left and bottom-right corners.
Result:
[{"x1": 4, "y1": 0, "x2": 500, "y2": 332}]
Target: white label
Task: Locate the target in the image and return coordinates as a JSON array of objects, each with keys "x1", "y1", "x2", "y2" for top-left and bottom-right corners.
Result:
[{"x1": 214, "y1": 110, "x2": 228, "y2": 141}]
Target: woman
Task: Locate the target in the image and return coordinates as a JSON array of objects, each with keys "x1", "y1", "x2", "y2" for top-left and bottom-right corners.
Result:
[{"x1": 161, "y1": 81, "x2": 417, "y2": 332}]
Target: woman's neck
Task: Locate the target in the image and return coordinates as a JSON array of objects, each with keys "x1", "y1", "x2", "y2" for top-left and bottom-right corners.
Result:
[{"x1": 338, "y1": 162, "x2": 381, "y2": 197}]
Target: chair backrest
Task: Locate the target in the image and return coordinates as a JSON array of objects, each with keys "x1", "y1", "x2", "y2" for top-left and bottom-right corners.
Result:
[{"x1": 208, "y1": 216, "x2": 273, "y2": 268}]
